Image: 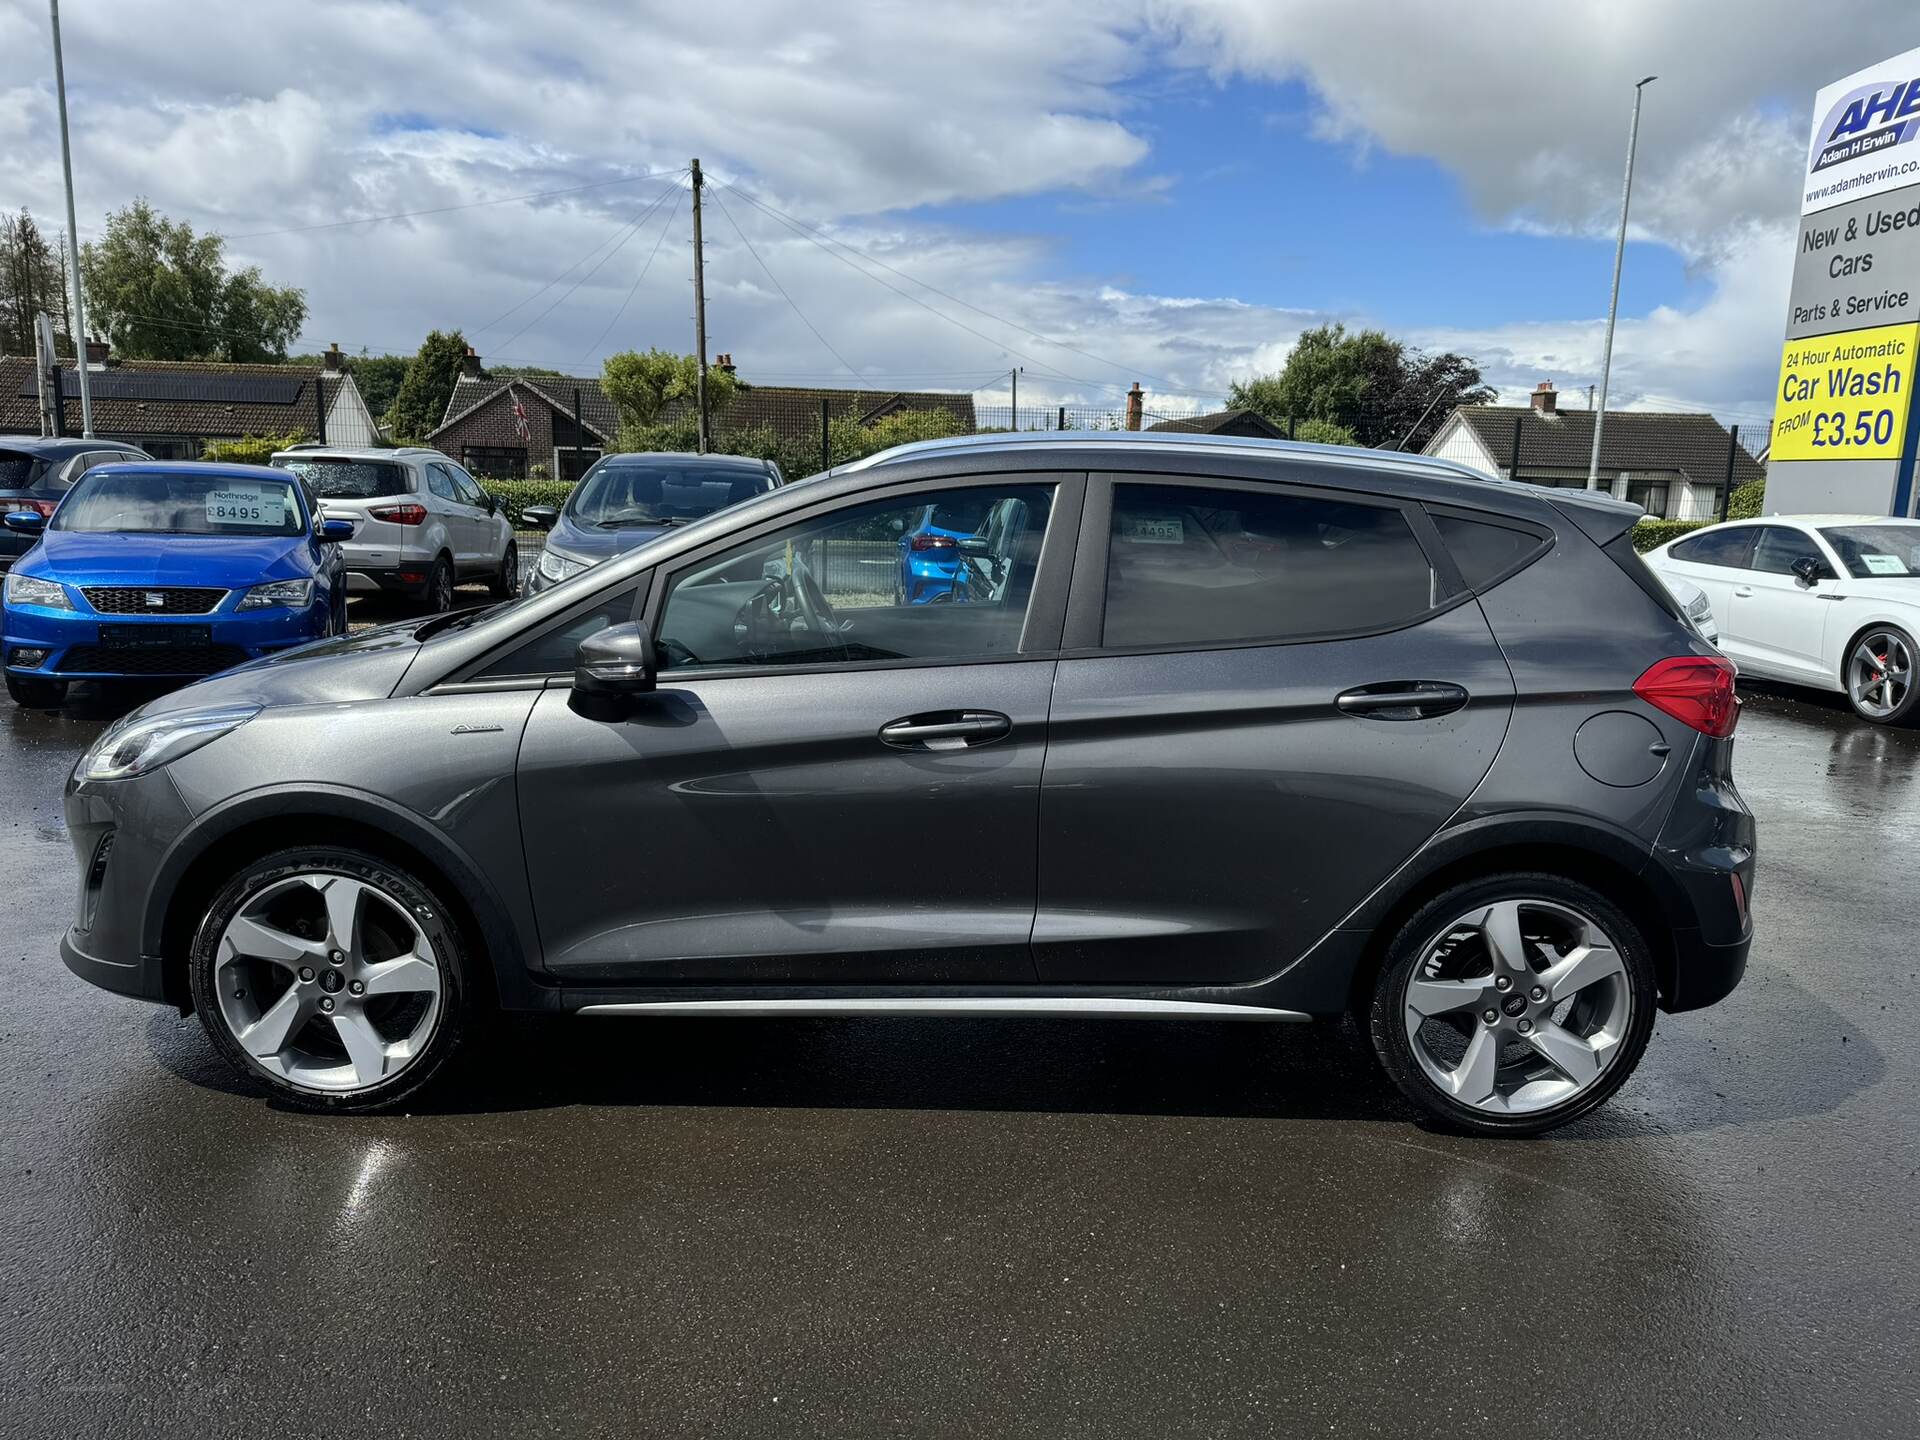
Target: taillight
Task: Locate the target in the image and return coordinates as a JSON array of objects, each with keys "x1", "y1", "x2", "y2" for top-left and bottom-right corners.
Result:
[
  {"x1": 369, "y1": 502, "x2": 427, "y2": 526},
  {"x1": 909, "y1": 534, "x2": 957, "y2": 552},
  {"x1": 1633, "y1": 655, "x2": 1740, "y2": 737},
  {"x1": 3, "y1": 497, "x2": 58, "y2": 518}
]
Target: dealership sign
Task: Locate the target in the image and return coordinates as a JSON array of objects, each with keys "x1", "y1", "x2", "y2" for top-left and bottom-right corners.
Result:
[{"x1": 1769, "y1": 46, "x2": 1920, "y2": 516}]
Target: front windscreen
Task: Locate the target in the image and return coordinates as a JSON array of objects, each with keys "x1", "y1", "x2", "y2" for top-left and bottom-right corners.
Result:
[
  {"x1": 275, "y1": 457, "x2": 408, "y2": 499},
  {"x1": 1819, "y1": 525, "x2": 1920, "y2": 580},
  {"x1": 54, "y1": 469, "x2": 304, "y2": 537},
  {"x1": 567, "y1": 461, "x2": 773, "y2": 529}
]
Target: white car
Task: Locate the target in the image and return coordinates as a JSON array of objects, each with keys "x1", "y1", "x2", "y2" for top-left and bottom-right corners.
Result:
[
  {"x1": 1644, "y1": 515, "x2": 1920, "y2": 724},
  {"x1": 1661, "y1": 573, "x2": 1718, "y2": 645}
]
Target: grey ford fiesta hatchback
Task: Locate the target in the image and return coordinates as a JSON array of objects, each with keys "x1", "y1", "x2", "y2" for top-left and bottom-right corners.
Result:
[{"x1": 60, "y1": 433, "x2": 1754, "y2": 1134}]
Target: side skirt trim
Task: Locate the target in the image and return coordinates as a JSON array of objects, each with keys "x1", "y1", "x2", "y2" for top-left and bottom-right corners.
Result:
[{"x1": 575, "y1": 997, "x2": 1312, "y2": 1021}]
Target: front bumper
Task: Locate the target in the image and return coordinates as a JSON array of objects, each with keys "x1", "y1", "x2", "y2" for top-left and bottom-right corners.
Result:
[
  {"x1": 61, "y1": 765, "x2": 198, "y2": 1008},
  {"x1": 3, "y1": 599, "x2": 329, "y2": 679}
]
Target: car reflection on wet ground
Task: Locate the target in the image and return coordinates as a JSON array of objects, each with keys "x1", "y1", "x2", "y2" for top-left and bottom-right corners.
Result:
[{"x1": 0, "y1": 665, "x2": 1914, "y2": 1437}]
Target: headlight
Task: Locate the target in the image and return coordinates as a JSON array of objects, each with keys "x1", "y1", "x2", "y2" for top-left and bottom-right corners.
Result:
[
  {"x1": 537, "y1": 548, "x2": 593, "y2": 583},
  {"x1": 237, "y1": 578, "x2": 315, "y2": 610},
  {"x1": 77, "y1": 704, "x2": 260, "y2": 782},
  {"x1": 4, "y1": 573, "x2": 72, "y2": 610}
]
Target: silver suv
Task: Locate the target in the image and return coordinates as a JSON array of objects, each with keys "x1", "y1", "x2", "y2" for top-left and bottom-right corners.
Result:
[{"x1": 269, "y1": 445, "x2": 516, "y2": 612}]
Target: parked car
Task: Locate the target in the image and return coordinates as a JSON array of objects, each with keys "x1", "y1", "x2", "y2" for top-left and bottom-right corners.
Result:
[
  {"x1": 1662, "y1": 574, "x2": 1719, "y2": 645},
  {"x1": 2, "y1": 461, "x2": 350, "y2": 707},
  {"x1": 269, "y1": 445, "x2": 516, "y2": 612},
  {"x1": 1644, "y1": 515, "x2": 1920, "y2": 724},
  {"x1": 521, "y1": 451, "x2": 783, "y2": 592},
  {"x1": 1, "y1": 436, "x2": 152, "y2": 576},
  {"x1": 56, "y1": 433, "x2": 1752, "y2": 1134}
]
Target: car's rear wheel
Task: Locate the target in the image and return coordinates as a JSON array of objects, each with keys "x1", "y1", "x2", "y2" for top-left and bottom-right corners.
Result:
[
  {"x1": 1843, "y1": 624, "x2": 1917, "y2": 725},
  {"x1": 423, "y1": 555, "x2": 454, "y2": 614},
  {"x1": 1368, "y1": 874, "x2": 1657, "y2": 1136},
  {"x1": 188, "y1": 847, "x2": 473, "y2": 1112},
  {"x1": 5, "y1": 672, "x2": 67, "y2": 708},
  {"x1": 491, "y1": 540, "x2": 519, "y2": 600}
]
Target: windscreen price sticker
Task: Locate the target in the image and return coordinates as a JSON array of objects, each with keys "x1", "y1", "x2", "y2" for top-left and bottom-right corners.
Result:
[
  {"x1": 1772, "y1": 320, "x2": 1918, "y2": 461},
  {"x1": 204, "y1": 483, "x2": 287, "y2": 527}
]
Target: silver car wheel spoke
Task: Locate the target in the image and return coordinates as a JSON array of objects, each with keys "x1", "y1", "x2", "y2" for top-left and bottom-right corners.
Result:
[
  {"x1": 360, "y1": 953, "x2": 438, "y2": 997},
  {"x1": 1476, "y1": 901, "x2": 1531, "y2": 974},
  {"x1": 1449, "y1": 1024, "x2": 1501, "y2": 1104},
  {"x1": 1538, "y1": 941, "x2": 1624, "y2": 1003},
  {"x1": 331, "y1": 1011, "x2": 391, "y2": 1088},
  {"x1": 221, "y1": 915, "x2": 327, "y2": 969},
  {"x1": 1525, "y1": 1020, "x2": 1603, "y2": 1087},
  {"x1": 1406, "y1": 977, "x2": 1489, "y2": 1018},
  {"x1": 237, "y1": 986, "x2": 310, "y2": 1058}
]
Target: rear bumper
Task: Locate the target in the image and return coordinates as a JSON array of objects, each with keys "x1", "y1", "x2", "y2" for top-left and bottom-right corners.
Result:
[
  {"x1": 346, "y1": 566, "x2": 430, "y2": 595},
  {"x1": 1648, "y1": 744, "x2": 1756, "y2": 1013}
]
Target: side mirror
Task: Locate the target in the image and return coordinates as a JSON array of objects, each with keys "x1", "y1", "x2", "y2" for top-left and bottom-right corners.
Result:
[
  {"x1": 956, "y1": 536, "x2": 991, "y2": 556},
  {"x1": 1791, "y1": 556, "x2": 1827, "y2": 586},
  {"x1": 482, "y1": 494, "x2": 498, "y2": 515},
  {"x1": 574, "y1": 623, "x2": 657, "y2": 710},
  {"x1": 317, "y1": 517, "x2": 354, "y2": 542},
  {"x1": 889, "y1": 518, "x2": 905, "y2": 536},
  {"x1": 521, "y1": 506, "x2": 560, "y2": 531},
  {"x1": 2, "y1": 510, "x2": 46, "y2": 535}
]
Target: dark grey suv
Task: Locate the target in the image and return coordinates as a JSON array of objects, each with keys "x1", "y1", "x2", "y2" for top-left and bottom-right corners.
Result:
[{"x1": 58, "y1": 434, "x2": 1754, "y2": 1133}]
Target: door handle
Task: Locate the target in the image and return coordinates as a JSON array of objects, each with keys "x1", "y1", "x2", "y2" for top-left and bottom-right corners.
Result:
[
  {"x1": 1335, "y1": 682, "x2": 1470, "y2": 720},
  {"x1": 1733, "y1": 587, "x2": 1753, "y2": 597},
  {"x1": 879, "y1": 711, "x2": 1012, "y2": 751}
]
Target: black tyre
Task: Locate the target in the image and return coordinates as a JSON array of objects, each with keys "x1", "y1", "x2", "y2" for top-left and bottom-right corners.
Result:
[
  {"x1": 1368, "y1": 873, "x2": 1657, "y2": 1137},
  {"x1": 491, "y1": 540, "x2": 519, "y2": 600},
  {"x1": 423, "y1": 555, "x2": 455, "y2": 614},
  {"x1": 1842, "y1": 624, "x2": 1918, "y2": 725},
  {"x1": 6, "y1": 672, "x2": 68, "y2": 708},
  {"x1": 188, "y1": 846, "x2": 474, "y2": 1113}
]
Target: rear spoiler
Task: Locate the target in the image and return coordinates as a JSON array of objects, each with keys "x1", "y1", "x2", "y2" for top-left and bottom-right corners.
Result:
[{"x1": 1546, "y1": 487, "x2": 1644, "y2": 547}]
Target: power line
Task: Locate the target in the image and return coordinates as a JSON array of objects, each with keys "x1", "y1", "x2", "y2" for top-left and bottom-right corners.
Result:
[
  {"x1": 721, "y1": 179, "x2": 1202, "y2": 398},
  {"x1": 709, "y1": 185, "x2": 857, "y2": 378},
  {"x1": 217, "y1": 166, "x2": 690, "y2": 241},
  {"x1": 576, "y1": 184, "x2": 684, "y2": 365}
]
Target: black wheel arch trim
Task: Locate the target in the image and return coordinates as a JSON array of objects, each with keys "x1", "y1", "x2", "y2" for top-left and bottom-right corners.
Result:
[{"x1": 140, "y1": 782, "x2": 547, "y2": 1010}]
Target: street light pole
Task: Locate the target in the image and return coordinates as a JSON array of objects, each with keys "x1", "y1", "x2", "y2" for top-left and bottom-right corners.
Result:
[
  {"x1": 1587, "y1": 74, "x2": 1656, "y2": 490},
  {"x1": 48, "y1": 0, "x2": 93, "y2": 438}
]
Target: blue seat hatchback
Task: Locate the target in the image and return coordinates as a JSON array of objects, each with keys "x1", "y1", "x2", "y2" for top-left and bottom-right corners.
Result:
[{"x1": 2, "y1": 461, "x2": 349, "y2": 707}]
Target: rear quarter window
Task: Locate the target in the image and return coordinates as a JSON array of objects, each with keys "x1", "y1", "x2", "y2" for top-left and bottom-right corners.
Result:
[{"x1": 1430, "y1": 512, "x2": 1550, "y2": 590}]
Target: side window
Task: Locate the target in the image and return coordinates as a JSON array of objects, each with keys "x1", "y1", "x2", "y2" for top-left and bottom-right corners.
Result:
[
  {"x1": 657, "y1": 484, "x2": 1056, "y2": 671},
  {"x1": 1670, "y1": 528, "x2": 1754, "y2": 568},
  {"x1": 425, "y1": 464, "x2": 457, "y2": 502},
  {"x1": 451, "y1": 468, "x2": 489, "y2": 509},
  {"x1": 1104, "y1": 483, "x2": 1436, "y2": 649},
  {"x1": 1750, "y1": 526, "x2": 1816, "y2": 576},
  {"x1": 474, "y1": 586, "x2": 641, "y2": 679},
  {"x1": 1430, "y1": 513, "x2": 1549, "y2": 590}
]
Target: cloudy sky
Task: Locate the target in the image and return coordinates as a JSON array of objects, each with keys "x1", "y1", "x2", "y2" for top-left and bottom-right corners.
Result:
[{"x1": 1, "y1": 1, "x2": 1913, "y2": 436}]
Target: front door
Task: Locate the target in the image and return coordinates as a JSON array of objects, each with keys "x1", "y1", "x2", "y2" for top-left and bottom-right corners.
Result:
[
  {"x1": 1726, "y1": 524, "x2": 1838, "y2": 679},
  {"x1": 514, "y1": 476, "x2": 1074, "y2": 984},
  {"x1": 1034, "y1": 476, "x2": 1515, "y2": 987}
]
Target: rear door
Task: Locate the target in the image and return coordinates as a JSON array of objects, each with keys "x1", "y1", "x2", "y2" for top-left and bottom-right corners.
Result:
[
  {"x1": 1033, "y1": 474, "x2": 1515, "y2": 987},
  {"x1": 1726, "y1": 523, "x2": 1836, "y2": 679}
]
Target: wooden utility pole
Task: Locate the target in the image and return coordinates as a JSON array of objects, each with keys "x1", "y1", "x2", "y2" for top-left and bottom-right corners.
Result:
[{"x1": 690, "y1": 158, "x2": 710, "y2": 454}]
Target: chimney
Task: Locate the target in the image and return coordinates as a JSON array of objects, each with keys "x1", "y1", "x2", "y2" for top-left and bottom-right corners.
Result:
[
  {"x1": 1531, "y1": 381, "x2": 1558, "y2": 415},
  {"x1": 1125, "y1": 382, "x2": 1144, "y2": 431},
  {"x1": 83, "y1": 337, "x2": 109, "y2": 368},
  {"x1": 461, "y1": 346, "x2": 482, "y2": 379},
  {"x1": 322, "y1": 342, "x2": 345, "y2": 374},
  {"x1": 715, "y1": 352, "x2": 736, "y2": 375}
]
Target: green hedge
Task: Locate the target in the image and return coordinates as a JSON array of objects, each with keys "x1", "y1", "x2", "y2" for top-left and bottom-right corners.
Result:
[
  {"x1": 1631, "y1": 518, "x2": 1708, "y2": 553},
  {"x1": 477, "y1": 477, "x2": 575, "y2": 526},
  {"x1": 202, "y1": 429, "x2": 309, "y2": 465},
  {"x1": 1726, "y1": 476, "x2": 1765, "y2": 520}
]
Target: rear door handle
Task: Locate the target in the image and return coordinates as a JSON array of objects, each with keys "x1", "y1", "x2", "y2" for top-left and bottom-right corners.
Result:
[
  {"x1": 879, "y1": 711, "x2": 1012, "y2": 751},
  {"x1": 1335, "y1": 682, "x2": 1470, "y2": 720}
]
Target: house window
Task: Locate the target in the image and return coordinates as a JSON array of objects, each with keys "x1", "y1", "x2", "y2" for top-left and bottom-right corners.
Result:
[
  {"x1": 555, "y1": 446, "x2": 601, "y2": 483},
  {"x1": 463, "y1": 445, "x2": 528, "y2": 479},
  {"x1": 1624, "y1": 477, "x2": 1669, "y2": 518}
]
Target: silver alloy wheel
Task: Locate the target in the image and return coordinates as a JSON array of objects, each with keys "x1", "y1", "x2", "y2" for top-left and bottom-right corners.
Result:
[
  {"x1": 1847, "y1": 630, "x2": 1912, "y2": 720},
  {"x1": 212, "y1": 872, "x2": 443, "y2": 1094},
  {"x1": 1401, "y1": 898, "x2": 1632, "y2": 1116}
]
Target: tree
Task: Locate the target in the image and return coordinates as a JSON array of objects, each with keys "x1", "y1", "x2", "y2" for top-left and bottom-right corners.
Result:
[
  {"x1": 0, "y1": 209, "x2": 72, "y2": 357},
  {"x1": 290, "y1": 348, "x2": 409, "y2": 423},
  {"x1": 79, "y1": 200, "x2": 306, "y2": 361},
  {"x1": 1230, "y1": 323, "x2": 1493, "y2": 451},
  {"x1": 602, "y1": 348, "x2": 737, "y2": 430},
  {"x1": 1292, "y1": 417, "x2": 1359, "y2": 447},
  {"x1": 385, "y1": 330, "x2": 472, "y2": 443}
]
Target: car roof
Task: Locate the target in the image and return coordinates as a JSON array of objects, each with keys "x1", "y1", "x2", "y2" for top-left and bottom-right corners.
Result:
[
  {"x1": 84, "y1": 460, "x2": 300, "y2": 481},
  {"x1": 0, "y1": 435, "x2": 106, "y2": 456},
  {"x1": 270, "y1": 446, "x2": 438, "y2": 461},
  {"x1": 1690, "y1": 514, "x2": 1912, "y2": 528},
  {"x1": 593, "y1": 451, "x2": 772, "y2": 469}
]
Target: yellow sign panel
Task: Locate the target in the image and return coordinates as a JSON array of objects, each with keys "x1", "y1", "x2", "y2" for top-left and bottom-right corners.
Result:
[{"x1": 1772, "y1": 321, "x2": 1919, "y2": 462}]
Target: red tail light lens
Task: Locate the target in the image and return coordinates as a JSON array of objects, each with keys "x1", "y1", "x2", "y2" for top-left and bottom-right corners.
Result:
[
  {"x1": 909, "y1": 534, "x2": 957, "y2": 552},
  {"x1": 369, "y1": 502, "x2": 428, "y2": 526},
  {"x1": 4, "y1": 497, "x2": 58, "y2": 518},
  {"x1": 1633, "y1": 655, "x2": 1740, "y2": 737}
]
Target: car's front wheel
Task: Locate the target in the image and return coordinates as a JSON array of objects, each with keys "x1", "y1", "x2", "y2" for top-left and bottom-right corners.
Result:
[
  {"x1": 1844, "y1": 624, "x2": 1917, "y2": 725},
  {"x1": 188, "y1": 846, "x2": 473, "y2": 1112},
  {"x1": 5, "y1": 672, "x2": 68, "y2": 708},
  {"x1": 1368, "y1": 874, "x2": 1657, "y2": 1136}
]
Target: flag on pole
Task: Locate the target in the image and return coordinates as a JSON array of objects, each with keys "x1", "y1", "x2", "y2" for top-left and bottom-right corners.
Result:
[{"x1": 512, "y1": 394, "x2": 530, "y2": 442}]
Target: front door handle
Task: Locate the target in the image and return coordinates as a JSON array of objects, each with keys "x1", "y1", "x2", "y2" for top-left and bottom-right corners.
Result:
[
  {"x1": 1335, "y1": 682, "x2": 1470, "y2": 721},
  {"x1": 1733, "y1": 587, "x2": 1753, "y2": 597},
  {"x1": 879, "y1": 710, "x2": 1012, "y2": 751}
]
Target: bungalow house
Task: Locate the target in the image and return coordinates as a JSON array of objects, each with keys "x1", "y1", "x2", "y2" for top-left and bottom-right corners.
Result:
[
  {"x1": 427, "y1": 349, "x2": 978, "y2": 480},
  {"x1": 0, "y1": 343, "x2": 380, "y2": 457},
  {"x1": 1147, "y1": 408, "x2": 1287, "y2": 440},
  {"x1": 1424, "y1": 382, "x2": 1764, "y2": 520}
]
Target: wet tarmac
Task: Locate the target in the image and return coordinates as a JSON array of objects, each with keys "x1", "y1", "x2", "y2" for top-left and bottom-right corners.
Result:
[{"x1": 0, "y1": 669, "x2": 1915, "y2": 1437}]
